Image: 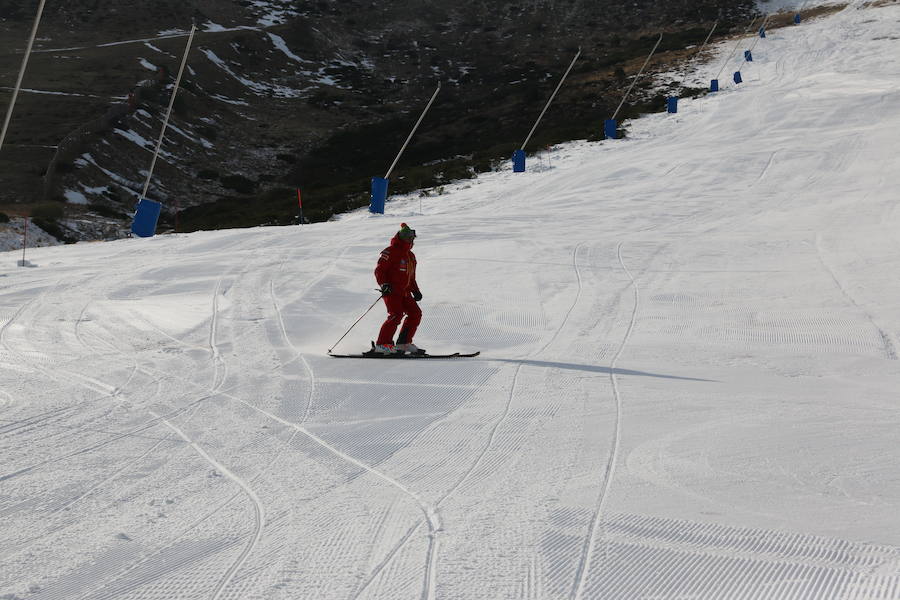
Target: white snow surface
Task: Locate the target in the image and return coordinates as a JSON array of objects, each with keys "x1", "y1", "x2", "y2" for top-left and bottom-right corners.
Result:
[
  {"x1": 249, "y1": 0, "x2": 299, "y2": 27},
  {"x1": 758, "y1": 0, "x2": 847, "y2": 12},
  {"x1": 201, "y1": 48, "x2": 304, "y2": 98},
  {"x1": 0, "y1": 218, "x2": 62, "y2": 252},
  {"x1": 267, "y1": 32, "x2": 308, "y2": 63},
  {"x1": 63, "y1": 189, "x2": 89, "y2": 205},
  {"x1": 3, "y1": 4, "x2": 900, "y2": 599}
]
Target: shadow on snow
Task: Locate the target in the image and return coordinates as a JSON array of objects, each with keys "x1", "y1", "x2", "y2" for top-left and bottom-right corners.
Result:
[{"x1": 488, "y1": 358, "x2": 717, "y2": 383}]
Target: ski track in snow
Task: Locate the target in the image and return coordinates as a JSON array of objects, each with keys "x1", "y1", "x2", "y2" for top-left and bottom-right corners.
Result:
[
  {"x1": 571, "y1": 243, "x2": 637, "y2": 600},
  {"x1": 814, "y1": 232, "x2": 898, "y2": 360},
  {"x1": 0, "y1": 276, "x2": 156, "y2": 484},
  {"x1": 91, "y1": 262, "x2": 281, "y2": 599},
  {"x1": 48, "y1": 255, "x2": 275, "y2": 598},
  {"x1": 3, "y1": 252, "x2": 263, "y2": 594},
  {"x1": 148, "y1": 411, "x2": 265, "y2": 600},
  {"x1": 64, "y1": 236, "x2": 419, "y2": 599},
  {"x1": 352, "y1": 240, "x2": 627, "y2": 600}
]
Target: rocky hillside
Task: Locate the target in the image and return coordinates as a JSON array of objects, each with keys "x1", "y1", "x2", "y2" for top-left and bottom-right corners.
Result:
[{"x1": 0, "y1": 0, "x2": 759, "y2": 241}]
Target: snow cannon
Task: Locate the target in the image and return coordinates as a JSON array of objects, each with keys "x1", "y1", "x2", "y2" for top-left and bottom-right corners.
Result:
[
  {"x1": 604, "y1": 118, "x2": 617, "y2": 140},
  {"x1": 370, "y1": 177, "x2": 388, "y2": 214},
  {"x1": 131, "y1": 199, "x2": 162, "y2": 238},
  {"x1": 512, "y1": 149, "x2": 526, "y2": 173},
  {"x1": 667, "y1": 97, "x2": 678, "y2": 114}
]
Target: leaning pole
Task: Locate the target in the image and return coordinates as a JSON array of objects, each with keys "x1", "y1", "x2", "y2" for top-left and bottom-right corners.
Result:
[
  {"x1": 605, "y1": 33, "x2": 663, "y2": 139},
  {"x1": 0, "y1": 0, "x2": 48, "y2": 153},
  {"x1": 513, "y1": 47, "x2": 582, "y2": 173},
  {"x1": 132, "y1": 24, "x2": 197, "y2": 238},
  {"x1": 370, "y1": 83, "x2": 442, "y2": 214}
]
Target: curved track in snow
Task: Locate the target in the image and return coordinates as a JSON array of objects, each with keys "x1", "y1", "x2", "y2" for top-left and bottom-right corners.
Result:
[{"x1": 570, "y1": 243, "x2": 638, "y2": 600}]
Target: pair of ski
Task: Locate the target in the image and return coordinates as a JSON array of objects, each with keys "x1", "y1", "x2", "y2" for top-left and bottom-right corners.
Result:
[{"x1": 330, "y1": 342, "x2": 480, "y2": 359}]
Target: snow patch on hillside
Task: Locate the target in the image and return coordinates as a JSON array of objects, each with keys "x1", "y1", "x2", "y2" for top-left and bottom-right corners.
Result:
[
  {"x1": 249, "y1": 0, "x2": 300, "y2": 26},
  {"x1": 267, "y1": 32, "x2": 309, "y2": 63},
  {"x1": 0, "y1": 218, "x2": 61, "y2": 253},
  {"x1": 63, "y1": 190, "x2": 89, "y2": 205},
  {"x1": 201, "y1": 48, "x2": 304, "y2": 98}
]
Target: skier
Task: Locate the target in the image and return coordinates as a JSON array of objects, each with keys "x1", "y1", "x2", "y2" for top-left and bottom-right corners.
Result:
[{"x1": 374, "y1": 223, "x2": 424, "y2": 354}]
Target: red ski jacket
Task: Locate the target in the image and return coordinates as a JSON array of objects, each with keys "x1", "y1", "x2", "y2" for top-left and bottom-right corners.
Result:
[{"x1": 375, "y1": 235, "x2": 420, "y2": 296}]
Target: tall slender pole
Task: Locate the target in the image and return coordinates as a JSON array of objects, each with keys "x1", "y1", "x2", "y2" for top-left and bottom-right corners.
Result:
[
  {"x1": 612, "y1": 34, "x2": 663, "y2": 121},
  {"x1": 21, "y1": 217, "x2": 28, "y2": 266},
  {"x1": 521, "y1": 47, "x2": 581, "y2": 152},
  {"x1": 676, "y1": 22, "x2": 717, "y2": 97},
  {"x1": 0, "y1": 0, "x2": 47, "y2": 153},
  {"x1": 297, "y1": 188, "x2": 303, "y2": 225},
  {"x1": 715, "y1": 16, "x2": 760, "y2": 80},
  {"x1": 327, "y1": 294, "x2": 384, "y2": 354},
  {"x1": 695, "y1": 21, "x2": 718, "y2": 61},
  {"x1": 384, "y1": 83, "x2": 441, "y2": 180},
  {"x1": 139, "y1": 23, "x2": 197, "y2": 202},
  {"x1": 748, "y1": 14, "x2": 771, "y2": 53}
]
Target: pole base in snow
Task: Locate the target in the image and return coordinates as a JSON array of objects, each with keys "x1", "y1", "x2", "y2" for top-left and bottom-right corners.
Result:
[
  {"x1": 131, "y1": 199, "x2": 162, "y2": 238},
  {"x1": 759, "y1": 27, "x2": 767, "y2": 38},
  {"x1": 604, "y1": 118, "x2": 617, "y2": 140},
  {"x1": 512, "y1": 149, "x2": 526, "y2": 173},
  {"x1": 734, "y1": 71, "x2": 743, "y2": 84},
  {"x1": 710, "y1": 79, "x2": 719, "y2": 92},
  {"x1": 370, "y1": 177, "x2": 388, "y2": 214},
  {"x1": 666, "y1": 97, "x2": 678, "y2": 114},
  {"x1": 744, "y1": 50, "x2": 753, "y2": 62}
]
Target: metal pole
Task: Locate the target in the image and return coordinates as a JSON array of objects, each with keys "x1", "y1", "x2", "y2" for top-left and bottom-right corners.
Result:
[
  {"x1": 0, "y1": 0, "x2": 47, "y2": 153},
  {"x1": 384, "y1": 83, "x2": 441, "y2": 180},
  {"x1": 521, "y1": 47, "x2": 581, "y2": 152},
  {"x1": 748, "y1": 14, "x2": 771, "y2": 53},
  {"x1": 327, "y1": 294, "x2": 384, "y2": 354},
  {"x1": 612, "y1": 34, "x2": 663, "y2": 121},
  {"x1": 695, "y1": 21, "x2": 718, "y2": 60},
  {"x1": 675, "y1": 22, "x2": 717, "y2": 97},
  {"x1": 715, "y1": 16, "x2": 761, "y2": 80},
  {"x1": 139, "y1": 23, "x2": 197, "y2": 202}
]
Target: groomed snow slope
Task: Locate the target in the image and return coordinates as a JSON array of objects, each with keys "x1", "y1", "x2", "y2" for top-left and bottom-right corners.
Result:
[{"x1": 2, "y1": 3, "x2": 900, "y2": 599}]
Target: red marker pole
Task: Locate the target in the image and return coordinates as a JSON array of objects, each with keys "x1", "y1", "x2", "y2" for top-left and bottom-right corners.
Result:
[
  {"x1": 21, "y1": 216, "x2": 28, "y2": 266},
  {"x1": 297, "y1": 188, "x2": 303, "y2": 226}
]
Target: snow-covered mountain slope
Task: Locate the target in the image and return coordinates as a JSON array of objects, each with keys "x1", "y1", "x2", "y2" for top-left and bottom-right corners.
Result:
[{"x1": 2, "y1": 3, "x2": 900, "y2": 599}]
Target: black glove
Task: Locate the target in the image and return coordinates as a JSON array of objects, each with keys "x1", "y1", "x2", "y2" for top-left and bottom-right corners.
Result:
[
  {"x1": 379, "y1": 283, "x2": 392, "y2": 296},
  {"x1": 412, "y1": 289, "x2": 423, "y2": 301}
]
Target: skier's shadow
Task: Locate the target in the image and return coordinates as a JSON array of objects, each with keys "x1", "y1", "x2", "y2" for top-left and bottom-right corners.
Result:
[{"x1": 489, "y1": 358, "x2": 716, "y2": 383}]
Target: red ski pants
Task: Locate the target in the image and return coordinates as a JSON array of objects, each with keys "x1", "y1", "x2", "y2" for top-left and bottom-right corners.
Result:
[{"x1": 377, "y1": 294, "x2": 421, "y2": 345}]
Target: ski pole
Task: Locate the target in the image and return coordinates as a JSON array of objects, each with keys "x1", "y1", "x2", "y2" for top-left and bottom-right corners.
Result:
[{"x1": 327, "y1": 293, "x2": 384, "y2": 354}]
